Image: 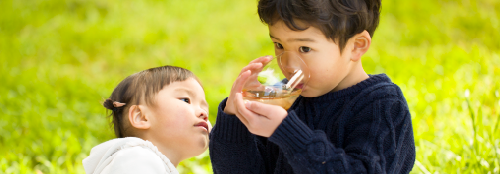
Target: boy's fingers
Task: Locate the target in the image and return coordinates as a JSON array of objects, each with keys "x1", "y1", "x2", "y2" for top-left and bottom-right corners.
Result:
[
  {"x1": 233, "y1": 56, "x2": 273, "y2": 89},
  {"x1": 235, "y1": 56, "x2": 273, "y2": 90},
  {"x1": 245, "y1": 100, "x2": 285, "y2": 118},
  {"x1": 233, "y1": 94, "x2": 249, "y2": 126},
  {"x1": 249, "y1": 55, "x2": 273, "y2": 64},
  {"x1": 231, "y1": 63, "x2": 262, "y2": 91},
  {"x1": 232, "y1": 70, "x2": 251, "y2": 93},
  {"x1": 250, "y1": 56, "x2": 273, "y2": 73},
  {"x1": 239, "y1": 63, "x2": 262, "y2": 76},
  {"x1": 235, "y1": 93, "x2": 260, "y2": 124},
  {"x1": 234, "y1": 110, "x2": 249, "y2": 127},
  {"x1": 207, "y1": 120, "x2": 213, "y2": 132},
  {"x1": 226, "y1": 70, "x2": 252, "y2": 115}
]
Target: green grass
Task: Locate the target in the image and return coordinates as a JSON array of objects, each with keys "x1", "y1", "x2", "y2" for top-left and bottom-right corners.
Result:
[{"x1": 0, "y1": 0, "x2": 499, "y2": 173}]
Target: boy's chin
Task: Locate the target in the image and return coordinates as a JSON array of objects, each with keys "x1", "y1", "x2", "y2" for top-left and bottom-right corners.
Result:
[
  {"x1": 300, "y1": 90, "x2": 321, "y2": 97},
  {"x1": 300, "y1": 93, "x2": 311, "y2": 97},
  {"x1": 300, "y1": 88, "x2": 334, "y2": 97}
]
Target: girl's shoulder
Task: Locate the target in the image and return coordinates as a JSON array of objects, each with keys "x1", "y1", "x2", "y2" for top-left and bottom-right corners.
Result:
[{"x1": 83, "y1": 137, "x2": 178, "y2": 174}]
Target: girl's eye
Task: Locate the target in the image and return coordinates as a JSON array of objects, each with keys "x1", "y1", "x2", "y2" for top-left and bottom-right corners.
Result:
[
  {"x1": 275, "y1": 42, "x2": 283, "y2": 49},
  {"x1": 180, "y1": 98, "x2": 190, "y2": 104},
  {"x1": 299, "y1": 46, "x2": 311, "y2": 53}
]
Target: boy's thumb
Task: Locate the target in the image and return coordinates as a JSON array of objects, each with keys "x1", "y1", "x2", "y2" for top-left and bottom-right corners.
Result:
[{"x1": 245, "y1": 100, "x2": 280, "y2": 116}]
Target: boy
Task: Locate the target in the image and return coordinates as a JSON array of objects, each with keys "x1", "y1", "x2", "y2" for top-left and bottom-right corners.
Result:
[{"x1": 209, "y1": 0, "x2": 415, "y2": 173}]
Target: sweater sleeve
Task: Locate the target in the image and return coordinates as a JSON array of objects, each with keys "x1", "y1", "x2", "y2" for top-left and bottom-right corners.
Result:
[
  {"x1": 209, "y1": 98, "x2": 266, "y2": 174},
  {"x1": 268, "y1": 98, "x2": 415, "y2": 174}
]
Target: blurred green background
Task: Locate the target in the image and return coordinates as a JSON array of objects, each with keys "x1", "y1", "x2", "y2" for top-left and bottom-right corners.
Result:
[{"x1": 1, "y1": 0, "x2": 499, "y2": 173}]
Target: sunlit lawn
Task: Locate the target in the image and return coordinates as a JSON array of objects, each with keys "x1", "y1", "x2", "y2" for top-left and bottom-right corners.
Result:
[{"x1": 1, "y1": 0, "x2": 499, "y2": 173}]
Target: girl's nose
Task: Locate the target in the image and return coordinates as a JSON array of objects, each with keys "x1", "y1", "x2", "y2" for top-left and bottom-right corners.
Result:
[{"x1": 197, "y1": 108, "x2": 208, "y2": 121}]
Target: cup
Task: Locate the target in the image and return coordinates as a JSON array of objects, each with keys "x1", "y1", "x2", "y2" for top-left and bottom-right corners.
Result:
[{"x1": 241, "y1": 51, "x2": 310, "y2": 110}]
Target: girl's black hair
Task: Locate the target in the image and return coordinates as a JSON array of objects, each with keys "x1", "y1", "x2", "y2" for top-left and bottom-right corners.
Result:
[{"x1": 103, "y1": 65, "x2": 201, "y2": 138}]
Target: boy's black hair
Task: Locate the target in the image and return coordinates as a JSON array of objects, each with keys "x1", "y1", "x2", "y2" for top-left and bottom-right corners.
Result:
[{"x1": 258, "y1": 0, "x2": 381, "y2": 52}]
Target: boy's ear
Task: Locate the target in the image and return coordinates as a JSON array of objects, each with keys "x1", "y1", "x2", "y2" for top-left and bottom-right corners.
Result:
[
  {"x1": 128, "y1": 105, "x2": 151, "y2": 130},
  {"x1": 350, "y1": 30, "x2": 371, "y2": 62}
]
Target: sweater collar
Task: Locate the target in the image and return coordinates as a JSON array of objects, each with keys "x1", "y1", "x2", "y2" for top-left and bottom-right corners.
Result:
[{"x1": 300, "y1": 74, "x2": 392, "y2": 102}]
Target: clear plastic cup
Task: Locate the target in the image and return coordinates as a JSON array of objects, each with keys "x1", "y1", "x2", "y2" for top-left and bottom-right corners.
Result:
[{"x1": 242, "y1": 51, "x2": 310, "y2": 110}]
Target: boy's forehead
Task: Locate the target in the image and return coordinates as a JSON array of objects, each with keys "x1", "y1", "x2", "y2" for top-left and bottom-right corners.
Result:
[{"x1": 269, "y1": 21, "x2": 326, "y2": 40}]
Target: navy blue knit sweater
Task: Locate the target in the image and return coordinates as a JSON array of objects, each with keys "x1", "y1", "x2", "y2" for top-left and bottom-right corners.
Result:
[{"x1": 209, "y1": 74, "x2": 415, "y2": 173}]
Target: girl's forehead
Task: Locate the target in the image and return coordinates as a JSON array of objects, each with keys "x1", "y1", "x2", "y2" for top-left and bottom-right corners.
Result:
[
  {"x1": 161, "y1": 79, "x2": 207, "y2": 102},
  {"x1": 164, "y1": 79, "x2": 203, "y2": 94}
]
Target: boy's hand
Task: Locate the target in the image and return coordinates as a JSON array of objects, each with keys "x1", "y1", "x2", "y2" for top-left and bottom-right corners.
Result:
[
  {"x1": 224, "y1": 56, "x2": 273, "y2": 115},
  {"x1": 233, "y1": 92, "x2": 287, "y2": 137}
]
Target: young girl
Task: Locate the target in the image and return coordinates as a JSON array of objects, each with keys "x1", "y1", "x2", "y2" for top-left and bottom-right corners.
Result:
[{"x1": 83, "y1": 65, "x2": 211, "y2": 174}]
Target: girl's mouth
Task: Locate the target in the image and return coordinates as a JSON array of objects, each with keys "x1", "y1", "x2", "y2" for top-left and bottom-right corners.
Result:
[{"x1": 194, "y1": 121, "x2": 209, "y2": 132}]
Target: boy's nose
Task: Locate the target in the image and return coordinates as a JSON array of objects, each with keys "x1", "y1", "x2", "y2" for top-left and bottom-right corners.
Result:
[{"x1": 280, "y1": 67, "x2": 295, "y2": 78}]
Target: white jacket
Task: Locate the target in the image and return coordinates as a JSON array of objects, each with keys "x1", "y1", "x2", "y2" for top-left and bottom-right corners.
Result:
[{"x1": 82, "y1": 137, "x2": 178, "y2": 174}]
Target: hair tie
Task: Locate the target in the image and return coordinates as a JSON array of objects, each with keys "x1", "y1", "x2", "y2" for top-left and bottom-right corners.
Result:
[{"x1": 113, "y1": 101, "x2": 126, "y2": 107}]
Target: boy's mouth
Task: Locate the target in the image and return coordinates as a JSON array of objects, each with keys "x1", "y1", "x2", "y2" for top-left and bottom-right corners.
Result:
[
  {"x1": 295, "y1": 83, "x2": 304, "y2": 89},
  {"x1": 194, "y1": 121, "x2": 209, "y2": 132}
]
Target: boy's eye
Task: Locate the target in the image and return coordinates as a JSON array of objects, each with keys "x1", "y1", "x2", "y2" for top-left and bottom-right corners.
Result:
[
  {"x1": 299, "y1": 46, "x2": 311, "y2": 53},
  {"x1": 275, "y1": 42, "x2": 283, "y2": 49},
  {"x1": 180, "y1": 98, "x2": 190, "y2": 104}
]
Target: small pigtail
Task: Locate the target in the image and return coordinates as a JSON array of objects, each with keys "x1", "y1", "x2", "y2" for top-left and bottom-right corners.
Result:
[
  {"x1": 103, "y1": 98, "x2": 115, "y2": 110},
  {"x1": 103, "y1": 98, "x2": 127, "y2": 138},
  {"x1": 103, "y1": 98, "x2": 126, "y2": 110}
]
